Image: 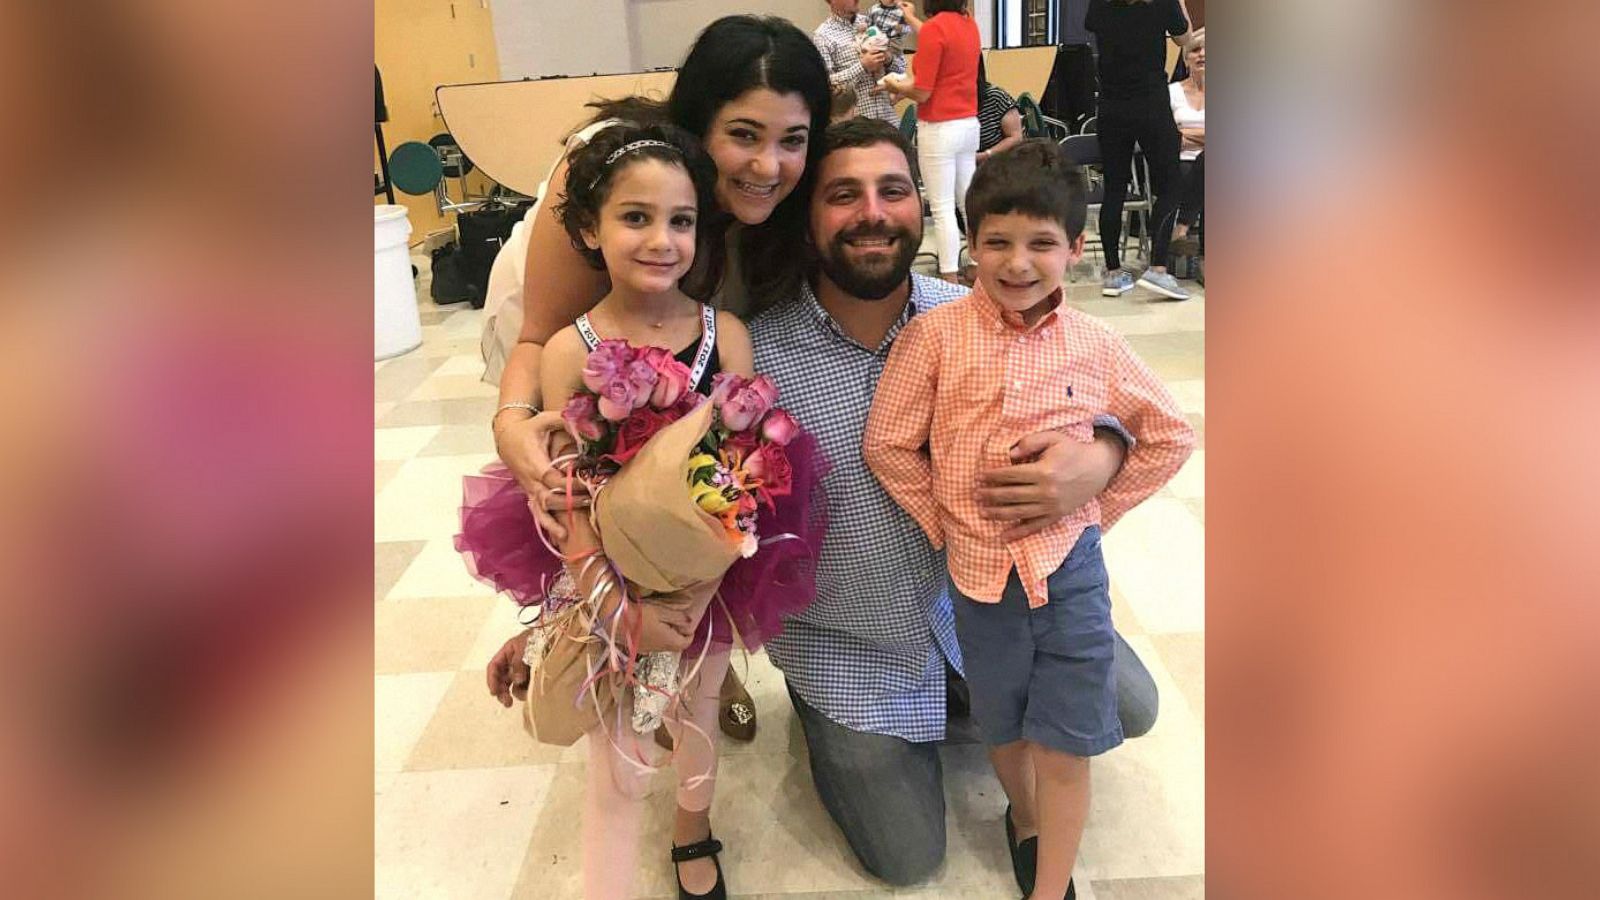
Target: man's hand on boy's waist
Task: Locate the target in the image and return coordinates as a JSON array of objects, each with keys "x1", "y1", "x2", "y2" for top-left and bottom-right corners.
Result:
[{"x1": 975, "y1": 429, "x2": 1125, "y2": 542}]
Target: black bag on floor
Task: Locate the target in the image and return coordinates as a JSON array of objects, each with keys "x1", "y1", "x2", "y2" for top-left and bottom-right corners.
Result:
[
  {"x1": 455, "y1": 201, "x2": 532, "y2": 310},
  {"x1": 429, "y1": 243, "x2": 477, "y2": 306}
]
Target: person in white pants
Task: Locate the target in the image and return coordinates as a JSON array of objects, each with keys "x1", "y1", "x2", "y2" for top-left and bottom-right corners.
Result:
[{"x1": 879, "y1": 0, "x2": 981, "y2": 282}]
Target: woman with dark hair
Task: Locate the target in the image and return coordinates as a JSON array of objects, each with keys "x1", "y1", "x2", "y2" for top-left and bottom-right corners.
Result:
[
  {"x1": 880, "y1": 0, "x2": 981, "y2": 282},
  {"x1": 1085, "y1": 0, "x2": 1194, "y2": 300},
  {"x1": 974, "y1": 55, "x2": 1024, "y2": 164},
  {"x1": 488, "y1": 14, "x2": 829, "y2": 506},
  {"x1": 477, "y1": 16, "x2": 830, "y2": 898}
]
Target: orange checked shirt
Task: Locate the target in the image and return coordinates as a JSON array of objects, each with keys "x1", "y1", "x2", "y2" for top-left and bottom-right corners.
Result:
[{"x1": 863, "y1": 283, "x2": 1195, "y2": 608}]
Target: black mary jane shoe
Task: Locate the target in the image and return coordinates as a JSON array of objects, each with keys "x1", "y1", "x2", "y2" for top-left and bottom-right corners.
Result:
[
  {"x1": 671, "y1": 835, "x2": 727, "y2": 900},
  {"x1": 1005, "y1": 805, "x2": 1077, "y2": 899}
]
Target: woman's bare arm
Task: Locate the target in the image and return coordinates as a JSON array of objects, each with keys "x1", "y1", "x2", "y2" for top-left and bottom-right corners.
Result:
[
  {"x1": 497, "y1": 156, "x2": 610, "y2": 412},
  {"x1": 494, "y1": 155, "x2": 611, "y2": 493},
  {"x1": 980, "y1": 109, "x2": 1025, "y2": 161}
]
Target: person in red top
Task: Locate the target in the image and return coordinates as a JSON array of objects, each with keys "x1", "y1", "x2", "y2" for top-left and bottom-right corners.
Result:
[{"x1": 881, "y1": 0, "x2": 980, "y2": 282}]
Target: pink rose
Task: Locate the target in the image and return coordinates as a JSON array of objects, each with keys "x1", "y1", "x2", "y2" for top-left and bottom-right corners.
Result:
[
  {"x1": 747, "y1": 374, "x2": 779, "y2": 407},
  {"x1": 597, "y1": 376, "x2": 643, "y2": 422},
  {"x1": 624, "y1": 358, "x2": 658, "y2": 398},
  {"x1": 746, "y1": 444, "x2": 793, "y2": 500},
  {"x1": 721, "y1": 380, "x2": 776, "y2": 432},
  {"x1": 561, "y1": 393, "x2": 605, "y2": 444},
  {"x1": 759, "y1": 408, "x2": 800, "y2": 446},
  {"x1": 582, "y1": 339, "x2": 635, "y2": 393},
  {"x1": 640, "y1": 347, "x2": 692, "y2": 408},
  {"x1": 708, "y1": 372, "x2": 745, "y2": 407}
]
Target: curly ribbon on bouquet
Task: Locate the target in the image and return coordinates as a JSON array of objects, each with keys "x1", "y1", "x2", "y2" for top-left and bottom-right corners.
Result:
[{"x1": 521, "y1": 448, "x2": 736, "y2": 787}]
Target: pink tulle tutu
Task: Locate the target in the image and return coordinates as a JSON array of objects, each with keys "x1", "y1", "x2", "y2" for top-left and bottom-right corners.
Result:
[{"x1": 455, "y1": 432, "x2": 827, "y2": 654}]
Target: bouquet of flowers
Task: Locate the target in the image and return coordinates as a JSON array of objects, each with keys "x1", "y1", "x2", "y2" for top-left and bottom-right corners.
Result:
[
  {"x1": 558, "y1": 341, "x2": 804, "y2": 731},
  {"x1": 563, "y1": 341, "x2": 801, "y2": 552},
  {"x1": 458, "y1": 338, "x2": 825, "y2": 745}
]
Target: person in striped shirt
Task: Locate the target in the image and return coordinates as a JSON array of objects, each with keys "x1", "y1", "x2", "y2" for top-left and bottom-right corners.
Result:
[{"x1": 864, "y1": 139, "x2": 1195, "y2": 899}]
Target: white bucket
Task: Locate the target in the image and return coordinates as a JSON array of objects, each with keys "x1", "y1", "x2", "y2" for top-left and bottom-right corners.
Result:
[{"x1": 374, "y1": 204, "x2": 422, "y2": 360}]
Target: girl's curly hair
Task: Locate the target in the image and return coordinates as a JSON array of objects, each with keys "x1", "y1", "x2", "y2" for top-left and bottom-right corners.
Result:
[{"x1": 554, "y1": 123, "x2": 719, "y2": 273}]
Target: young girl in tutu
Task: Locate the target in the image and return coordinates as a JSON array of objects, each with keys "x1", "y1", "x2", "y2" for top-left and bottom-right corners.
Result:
[{"x1": 457, "y1": 123, "x2": 822, "y2": 900}]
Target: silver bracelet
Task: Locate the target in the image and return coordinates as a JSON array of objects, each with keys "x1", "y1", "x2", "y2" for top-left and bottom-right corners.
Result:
[{"x1": 492, "y1": 401, "x2": 539, "y2": 433}]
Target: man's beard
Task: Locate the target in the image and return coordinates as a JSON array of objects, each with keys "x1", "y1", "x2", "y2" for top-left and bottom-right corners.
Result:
[{"x1": 815, "y1": 221, "x2": 919, "y2": 300}]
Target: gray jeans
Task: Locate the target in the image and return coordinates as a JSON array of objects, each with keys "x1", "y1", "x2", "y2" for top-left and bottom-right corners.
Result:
[{"x1": 785, "y1": 630, "x2": 1157, "y2": 886}]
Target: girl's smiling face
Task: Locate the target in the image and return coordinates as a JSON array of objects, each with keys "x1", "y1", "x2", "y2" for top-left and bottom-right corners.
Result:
[{"x1": 581, "y1": 158, "x2": 699, "y2": 295}]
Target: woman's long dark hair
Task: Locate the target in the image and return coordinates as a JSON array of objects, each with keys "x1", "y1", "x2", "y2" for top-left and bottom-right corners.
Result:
[{"x1": 585, "y1": 16, "x2": 831, "y2": 314}]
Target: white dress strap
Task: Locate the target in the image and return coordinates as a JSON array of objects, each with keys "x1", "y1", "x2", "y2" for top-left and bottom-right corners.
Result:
[
  {"x1": 576, "y1": 305, "x2": 713, "y2": 383},
  {"x1": 687, "y1": 304, "x2": 717, "y2": 388},
  {"x1": 574, "y1": 314, "x2": 602, "y2": 351}
]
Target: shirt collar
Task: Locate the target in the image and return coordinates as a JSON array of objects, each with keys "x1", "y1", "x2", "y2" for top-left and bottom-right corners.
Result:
[
  {"x1": 970, "y1": 279, "x2": 1062, "y2": 335},
  {"x1": 801, "y1": 275, "x2": 916, "y2": 354}
]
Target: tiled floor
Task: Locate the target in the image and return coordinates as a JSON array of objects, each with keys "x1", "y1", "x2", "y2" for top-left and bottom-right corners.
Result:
[{"x1": 375, "y1": 251, "x2": 1205, "y2": 899}]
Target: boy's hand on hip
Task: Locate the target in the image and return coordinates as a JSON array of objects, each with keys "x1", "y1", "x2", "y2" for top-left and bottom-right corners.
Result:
[{"x1": 975, "y1": 430, "x2": 1123, "y2": 541}]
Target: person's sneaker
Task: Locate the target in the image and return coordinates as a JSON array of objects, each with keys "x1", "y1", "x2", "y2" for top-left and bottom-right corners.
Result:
[
  {"x1": 1137, "y1": 269, "x2": 1191, "y2": 301},
  {"x1": 1101, "y1": 270, "x2": 1135, "y2": 296}
]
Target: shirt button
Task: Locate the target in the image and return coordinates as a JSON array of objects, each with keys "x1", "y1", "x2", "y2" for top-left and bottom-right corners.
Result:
[{"x1": 1012, "y1": 380, "x2": 1023, "y2": 390}]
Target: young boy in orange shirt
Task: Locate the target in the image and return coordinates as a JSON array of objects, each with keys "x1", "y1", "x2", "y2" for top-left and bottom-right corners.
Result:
[{"x1": 864, "y1": 139, "x2": 1195, "y2": 899}]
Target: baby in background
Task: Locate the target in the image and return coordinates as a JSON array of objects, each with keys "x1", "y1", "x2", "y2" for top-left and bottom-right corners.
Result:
[
  {"x1": 862, "y1": 0, "x2": 909, "y2": 61},
  {"x1": 867, "y1": 1, "x2": 915, "y2": 91}
]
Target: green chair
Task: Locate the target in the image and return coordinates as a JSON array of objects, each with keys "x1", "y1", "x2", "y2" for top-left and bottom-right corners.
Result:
[
  {"x1": 388, "y1": 140, "x2": 444, "y2": 196},
  {"x1": 1015, "y1": 93, "x2": 1069, "y2": 142},
  {"x1": 898, "y1": 104, "x2": 918, "y2": 143}
]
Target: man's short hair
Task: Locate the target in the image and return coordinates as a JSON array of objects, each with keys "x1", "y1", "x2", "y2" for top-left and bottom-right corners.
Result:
[
  {"x1": 964, "y1": 138, "x2": 1088, "y2": 239},
  {"x1": 821, "y1": 116, "x2": 917, "y2": 181}
]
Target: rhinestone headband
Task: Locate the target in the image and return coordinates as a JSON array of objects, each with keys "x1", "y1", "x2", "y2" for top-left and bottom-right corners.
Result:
[
  {"x1": 603, "y1": 139, "x2": 675, "y2": 167},
  {"x1": 588, "y1": 139, "x2": 680, "y2": 190}
]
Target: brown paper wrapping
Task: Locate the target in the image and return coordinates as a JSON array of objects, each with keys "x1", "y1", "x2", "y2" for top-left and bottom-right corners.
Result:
[
  {"x1": 521, "y1": 402, "x2": 739, "y2": 746},
  {"x1": 521, "y1": 582, "x2": 720, "y2": 745},
  {"x1": 592, "y1": 401, "x2": 741, "y2": 594}
]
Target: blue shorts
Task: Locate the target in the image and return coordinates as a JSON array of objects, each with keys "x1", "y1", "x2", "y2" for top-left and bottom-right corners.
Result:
[{"x1": 949, "y1": 527, "x2": 1123, "y2": 757}]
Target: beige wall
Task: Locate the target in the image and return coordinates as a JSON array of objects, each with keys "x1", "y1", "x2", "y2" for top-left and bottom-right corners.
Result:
[
  {"x1": 375, "y1": 0, "x2": 502, "y2": 245},
  {"x1": 489, "y1": 0, "x2": 994, "y2": 81}
]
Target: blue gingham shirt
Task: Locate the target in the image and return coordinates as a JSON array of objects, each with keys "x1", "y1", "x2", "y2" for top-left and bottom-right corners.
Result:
[{"x1": 751, "y1": 274, "x2": 968, "y2": 742}]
